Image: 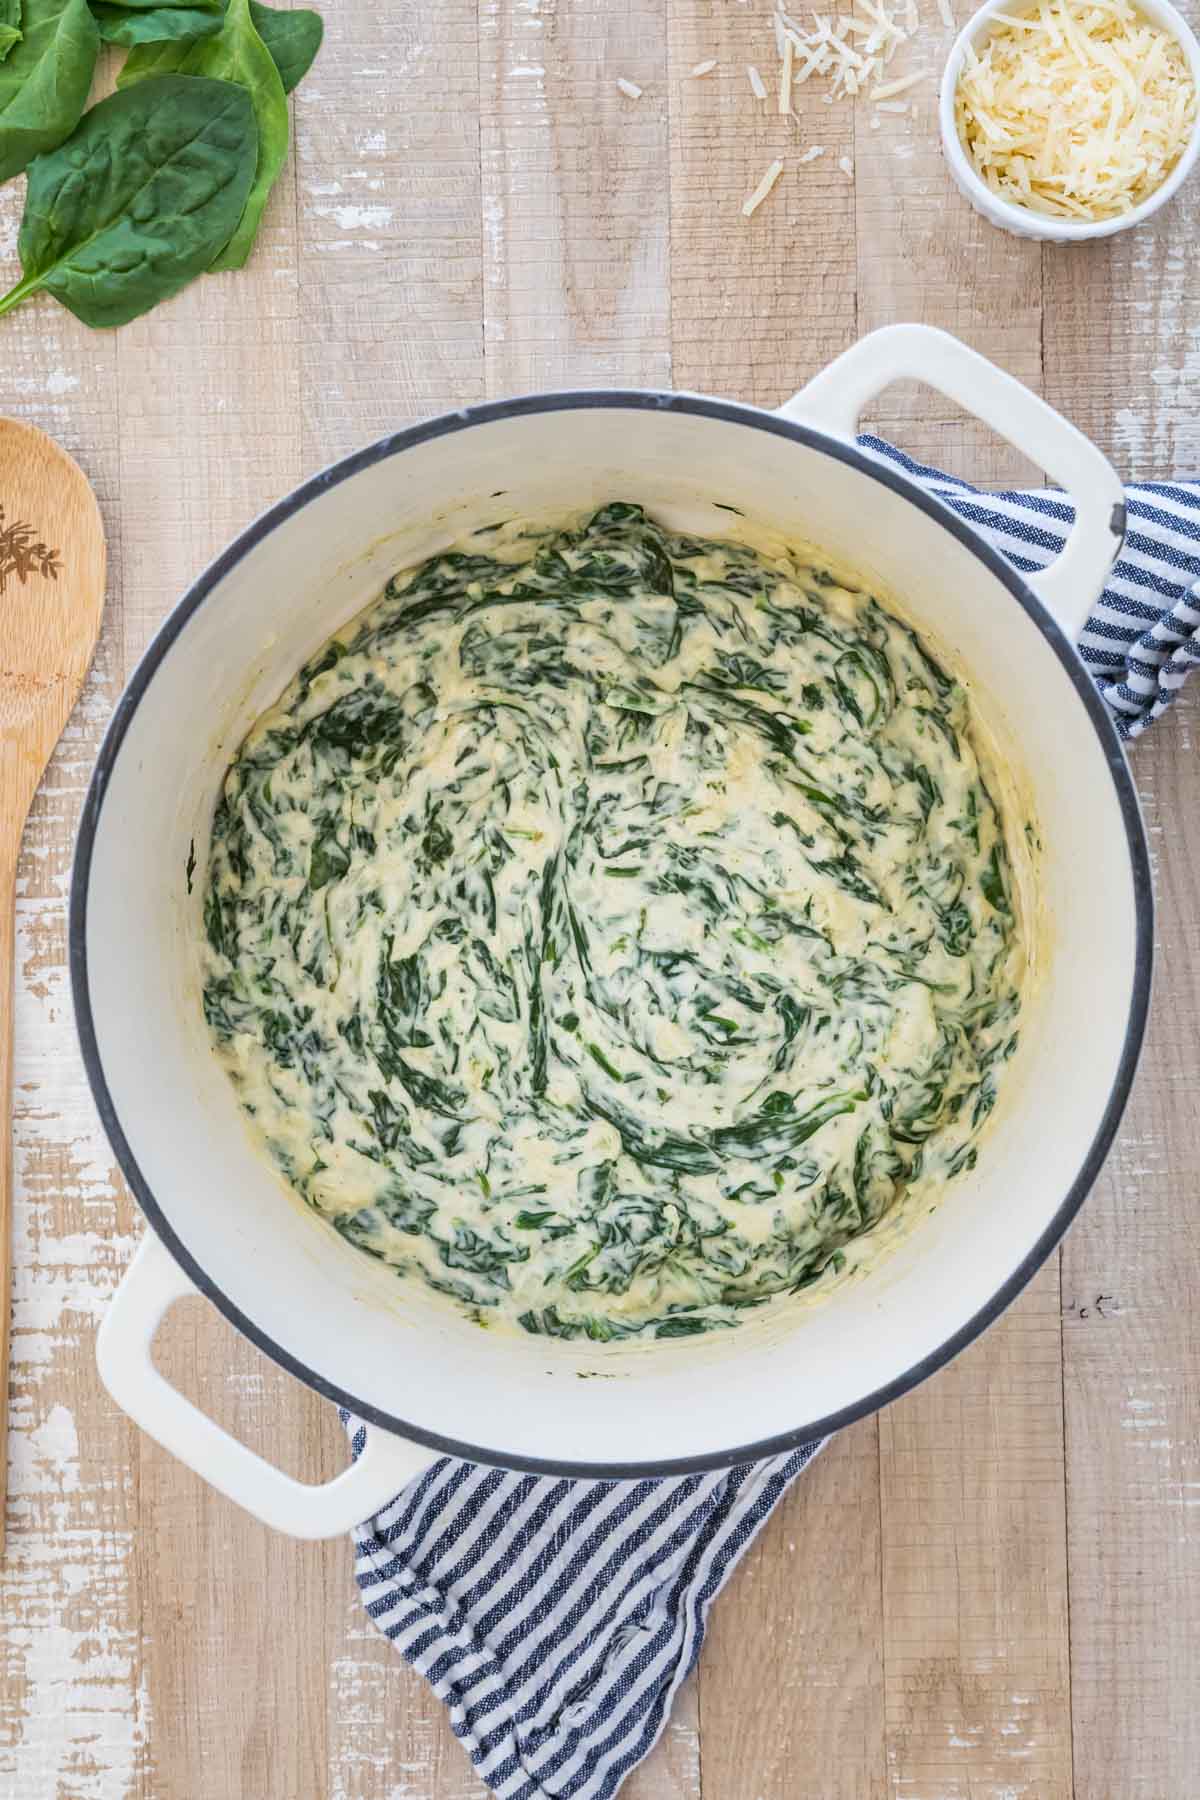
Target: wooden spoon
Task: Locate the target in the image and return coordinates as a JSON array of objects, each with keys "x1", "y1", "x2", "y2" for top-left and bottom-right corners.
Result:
[{"x1": 0, "y1": 420, "x2": 105, "y2": 1552}]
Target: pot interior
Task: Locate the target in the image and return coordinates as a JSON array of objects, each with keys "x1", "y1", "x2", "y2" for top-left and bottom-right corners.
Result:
[{"x1": 77, "y1": 397, "x2": 1148, "y2": 1471}]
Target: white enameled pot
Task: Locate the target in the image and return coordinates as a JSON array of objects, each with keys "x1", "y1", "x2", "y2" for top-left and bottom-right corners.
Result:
[{"x1": 76, "y1": 324, "x2": 1152, "y2": 1538}]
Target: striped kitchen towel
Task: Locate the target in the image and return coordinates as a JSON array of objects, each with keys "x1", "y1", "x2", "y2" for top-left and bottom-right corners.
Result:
[
  {"x1": 864, "y1": 437, "x2": 1200, "y2": 736},
  {"x1": 346, "y1": 449, "x2": 1199, "y2": 1800},
  {"x1": 349, "y1": 1429, "x2": 821, "y2": 1799}
]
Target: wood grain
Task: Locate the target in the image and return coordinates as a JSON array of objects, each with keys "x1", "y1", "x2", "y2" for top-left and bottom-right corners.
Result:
[
  {"x1": 0, "y1": 2, "x2": 1197, "y2": 1796},
  {"x1": 0, "y1": 419, "x2": 105, "y2": 1553},
  {"x1": 0, "y1": 832, "x2": 12, "y2": 1562},
  {"x1": 0, "y1": 66, "x2": 148, "y2": 1761},
  {"x1": 295, "y1": 0, "x2": 485, "y2": 459},
  {"x1": 667, "y1": 0, "x2": 857, "y2": 405},
  {"x1": 1041, "y1": 101, "x2": 1200, "y2": 1793},
  {"x1": 879, "y1": 1263, "x2": 1073, "y2": 1800},
  {"x1": 480, "y1": 0, "x2": 670, "y2": 395},
  {"x1": 700, "y1": 1428, "x2": 886, "y2": 1800}
]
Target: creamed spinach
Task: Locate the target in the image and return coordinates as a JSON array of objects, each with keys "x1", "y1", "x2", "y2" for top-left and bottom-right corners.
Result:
[{"x1": 202, "y1": 503, "x2": 1026, "y2": 1342}]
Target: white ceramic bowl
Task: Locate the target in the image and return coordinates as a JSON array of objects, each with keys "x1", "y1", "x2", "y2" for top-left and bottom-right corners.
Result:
[
  {"x1": 80, "y1": 325, "x2": 1151, "y2": 1537},
  {"x1": 940, "y1": 0, "x2": 1200, "y2": 242}
]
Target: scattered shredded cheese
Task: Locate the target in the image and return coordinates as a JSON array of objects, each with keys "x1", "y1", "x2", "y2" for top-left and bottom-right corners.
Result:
[
  {"x1": 779, "y1": 31, "x2": 795, "y2": 111},
  {"x1": 605, "y1": 0, "x2": 943, "y2": 218},
  {"x1": 938, "y1": 0, "x2": 955, "y2": 25},
  {"x1": 769, "y1": 0, "x2": 920, "y2": 107},
  {"x1": 743, "y1": 155, "x2": 785, "y2": 214},
  {"x1": 872, "y1": 67, "x2": 927, "y2": 97},
  {"x1": 955, "y1": 0, "x2": 1198, "y2": 219}
]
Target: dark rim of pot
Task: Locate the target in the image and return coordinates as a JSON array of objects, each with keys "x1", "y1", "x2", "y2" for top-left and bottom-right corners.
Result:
[{"x1": 69, "y1": 390, "x2": 1154, "y2": 1480}]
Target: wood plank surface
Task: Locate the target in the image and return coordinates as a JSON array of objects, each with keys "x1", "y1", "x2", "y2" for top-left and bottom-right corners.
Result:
[
  {"x1": 0, "y1": 3, "x2": 1196, "y2": 1797},
  {"x1": 1044, "y1": 159, "x2": 1200, "y2": 1796}
]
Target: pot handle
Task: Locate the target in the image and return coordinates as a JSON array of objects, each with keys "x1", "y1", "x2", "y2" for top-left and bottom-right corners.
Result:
[
  {"x1": 777, "y1": 323, "x2": 1125, "y2": 640},
  {"x1": 97, "y1": 1233, "x2": 437, "y2": 1539}
]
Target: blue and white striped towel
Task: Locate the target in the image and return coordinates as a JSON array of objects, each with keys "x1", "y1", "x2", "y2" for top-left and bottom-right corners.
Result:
[
  {"x1": 865, "y1": 438, "x2": 1200, "y2": 735},
  {"x1": 346, "y1": 446, "x2": 1200, "y2": 1800}
]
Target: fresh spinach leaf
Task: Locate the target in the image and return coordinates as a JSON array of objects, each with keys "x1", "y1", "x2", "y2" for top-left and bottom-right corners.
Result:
[
  {"x1": 248, "y1": 0, "x2": 321, "y2": 91},
  {"x1": 0, "y1": 75, "x2": 257, "y2": 327},
  {"x1": 0, "y1": 0, "x2": 22, "y2": 62},
  {"x1": 118, "y1": 0, "x2": 288, "y2": 270},
  {"x1": 91, "y1": 2, "x2": 222, "y2": 45},
  {"x1": 0, "y1": 0, "x2": 98, "y2": 182}
]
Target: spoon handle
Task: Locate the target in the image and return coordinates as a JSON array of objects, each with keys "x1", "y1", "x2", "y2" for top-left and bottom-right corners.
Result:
[{"x1": 0, "y1": 843, "x2": 14, "y2": 1557}]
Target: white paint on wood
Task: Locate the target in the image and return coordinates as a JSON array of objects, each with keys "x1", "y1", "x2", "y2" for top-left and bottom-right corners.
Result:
[{"x1": 3, "y1": 777, "x2": 147, "y2": 1796}]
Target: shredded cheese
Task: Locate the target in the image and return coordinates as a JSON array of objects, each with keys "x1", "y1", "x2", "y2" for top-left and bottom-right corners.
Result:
[
  {"x1": 779, "y1": 31, "x2": 795, "y2": 111},
  {"x1": 770, "y1": 0, "x2": 920, "y2": 109},
  {"x1": 623, "y1": 0, "x2": 938, "y2": 222},
  {"x1": 743, "y1": 155, "x2": 785, "y2": 214},
  {"x1": 872, "y1": 67, "x2": 927, "y2": 96},
  {"x1": 955, "y1": 0, "x2": 1198, "y2": 219},
  {"x1": 938, "y1": 0, "x2": 955, "y2": 24}
]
